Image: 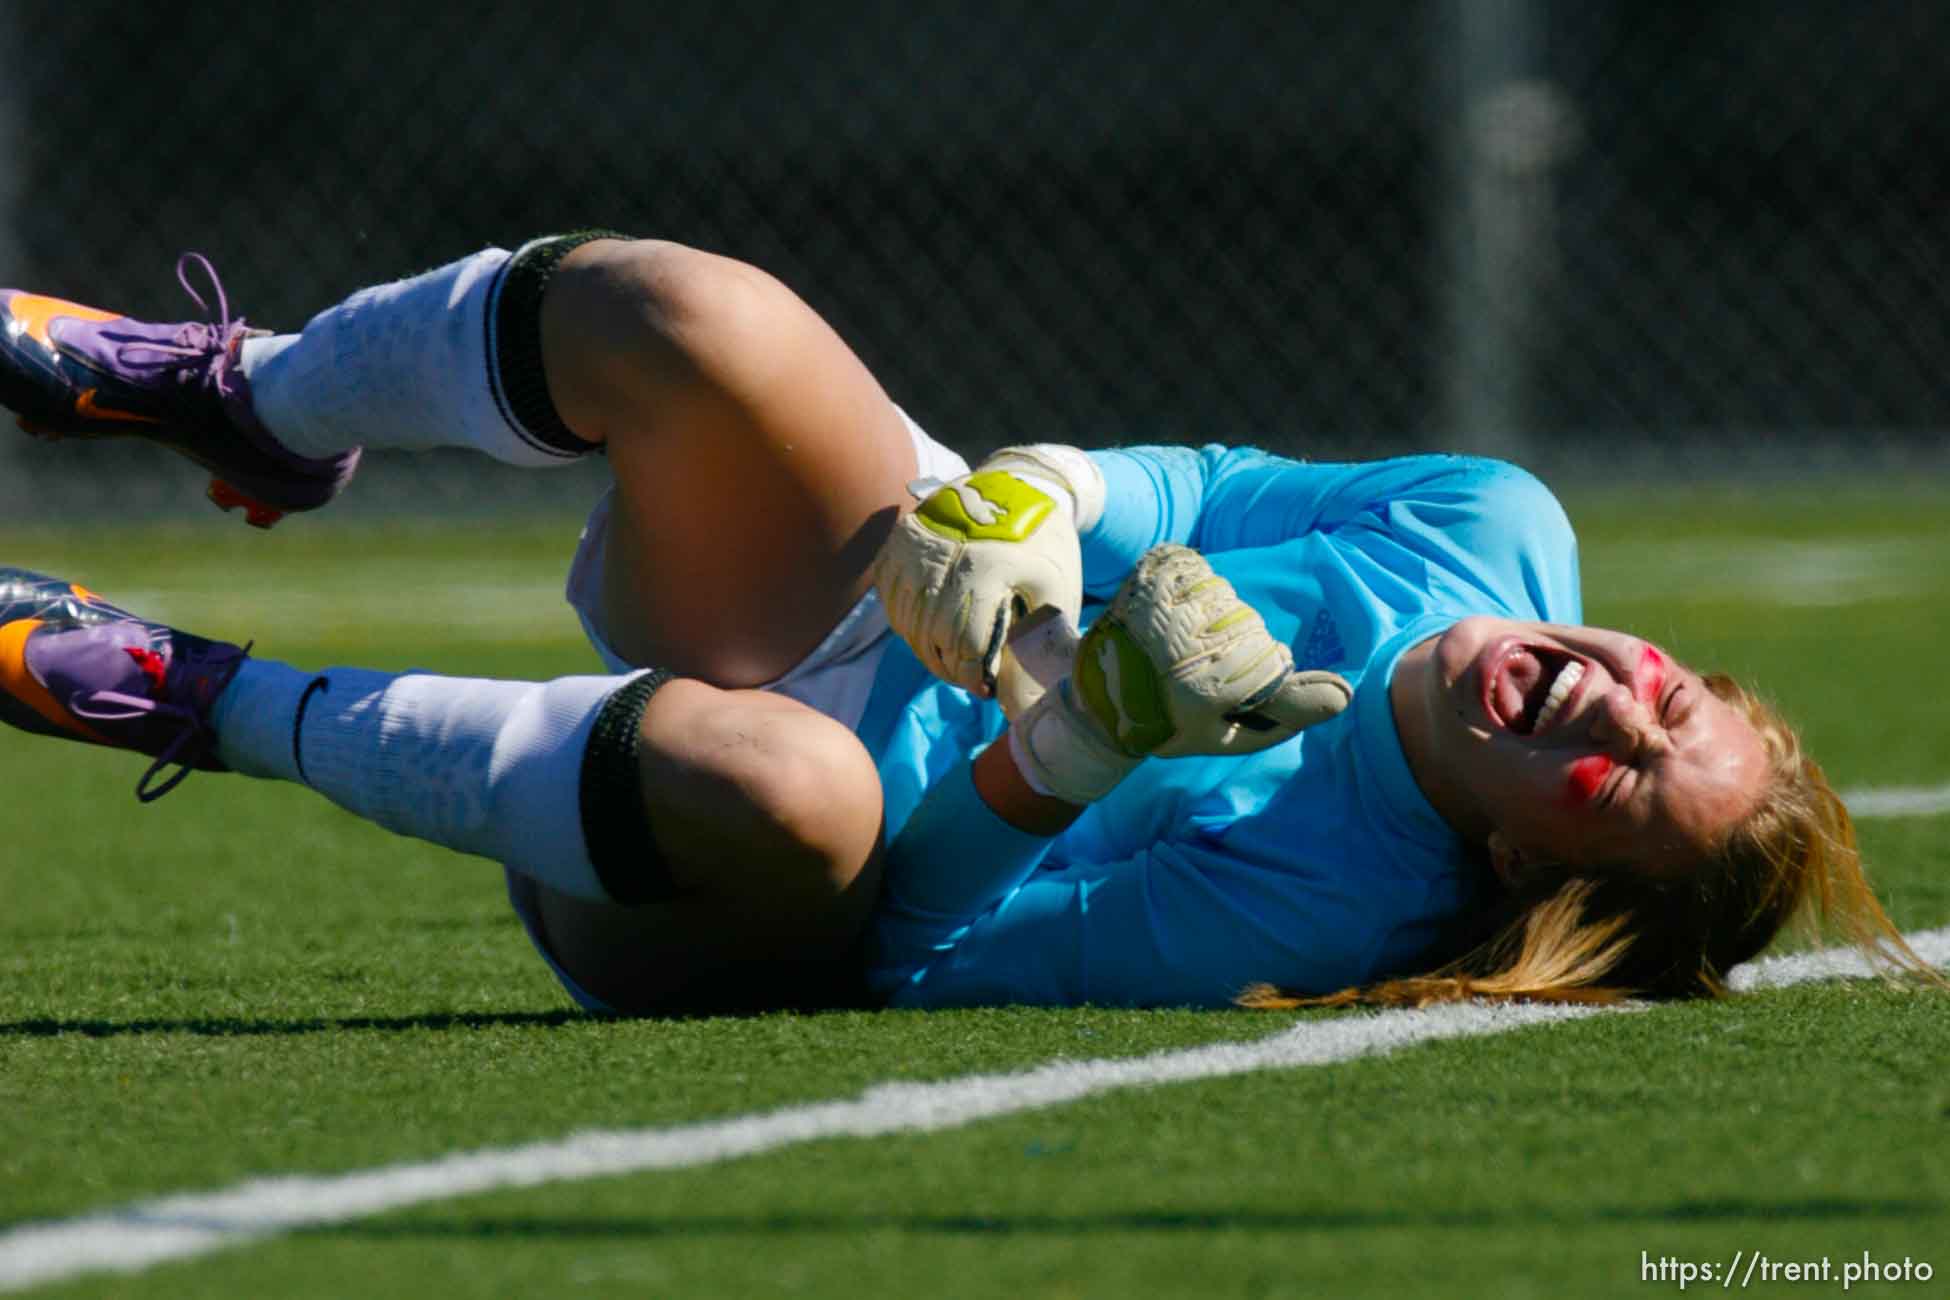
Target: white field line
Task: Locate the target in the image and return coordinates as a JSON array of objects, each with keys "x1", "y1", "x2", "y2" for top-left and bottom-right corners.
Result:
[
  {"x1": 1580, "y1": 536, "x2": 1945, "y2": 608},
  {"x1": 1842, "y1": 781, "x2": 1950, "y2": 820},
  {"x1": 5, "y1": 926, "x2": 1948, "y2": 1295},
  {"x1": 1730, "y1": 926, "x2": 1950, "y2": 991},
  {"x1": 111, "y1": 582, "x2": 578, "y2": 639}
]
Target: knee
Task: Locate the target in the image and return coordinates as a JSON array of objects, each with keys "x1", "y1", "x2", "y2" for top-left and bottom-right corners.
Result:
[
  {"x1": 638, "y1": 682, "x2": 884, "y2": 943},
  {"x1": 544, "y1": 239, "x2": 794, "y2": 432},
  {"x1": 732, "y1": 710, "x2": 884, "y2": 899}
]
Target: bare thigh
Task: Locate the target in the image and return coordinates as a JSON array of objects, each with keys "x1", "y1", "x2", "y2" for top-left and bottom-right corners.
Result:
[{"x1": 542, "y1": 239, "x2": 920, "y2": 687}]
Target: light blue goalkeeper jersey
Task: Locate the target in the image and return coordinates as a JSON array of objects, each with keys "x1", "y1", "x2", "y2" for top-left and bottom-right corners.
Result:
[{"x1": 857, "y1": 446, "x2": 1582, "y2": 1008}]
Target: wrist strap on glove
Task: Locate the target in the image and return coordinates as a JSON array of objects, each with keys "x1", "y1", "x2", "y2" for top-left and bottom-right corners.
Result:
[
  {"x1": 981, "y1": 444, "x2": 1106, "y2": 532},
  {"x1": 1009, "y1": 678, "x2": 1143, "y2": 804}
]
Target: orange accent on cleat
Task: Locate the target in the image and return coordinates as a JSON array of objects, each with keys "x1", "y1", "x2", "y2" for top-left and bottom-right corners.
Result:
[
  {"x1": 0, "y1": 618, "x2": 110, "y2": 744},
  {"x1": 4, "y1": 293, "x2": 121, "y2": 349},
  {"x1": 206, "y1": 478, "x2": 286, "y2": 529},
  {"x1": 74, "y1": 387, "x2": 166, "y2": 425}
]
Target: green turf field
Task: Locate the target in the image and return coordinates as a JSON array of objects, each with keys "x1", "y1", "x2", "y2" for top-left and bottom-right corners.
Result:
[{"x1": 2, "y1": 482, "x2": 1947, "y2": 1299}]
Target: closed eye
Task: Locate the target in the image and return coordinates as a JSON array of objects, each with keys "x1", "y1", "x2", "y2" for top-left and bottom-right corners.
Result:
[{"x1": 1662, "y1": 679, "x2": 1698, "y2": 731}]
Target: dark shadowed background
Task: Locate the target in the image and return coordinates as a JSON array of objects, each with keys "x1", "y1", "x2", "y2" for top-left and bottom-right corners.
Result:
[{"x1": 2, "y1": 0, "x2": 1945, "y2": 516}]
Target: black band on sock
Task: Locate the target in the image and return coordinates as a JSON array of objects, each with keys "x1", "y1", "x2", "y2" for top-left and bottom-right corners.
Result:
[
  {"x1": 291, "y1": 675, "x2": 332, "y2": 787},
  {"x1": 488, "y1": 228, "x2": 632, "y2": 459},
  {"x1": 578, "y1": 668, "x2": 678, "y2": 904}
]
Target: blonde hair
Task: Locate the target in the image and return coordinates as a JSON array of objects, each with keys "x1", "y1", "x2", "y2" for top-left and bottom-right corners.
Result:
[{"x1": 1239, "y1": 673, "x2": 1938, "y2": 1010}]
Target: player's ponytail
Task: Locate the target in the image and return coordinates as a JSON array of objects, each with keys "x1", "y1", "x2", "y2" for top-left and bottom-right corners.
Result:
[{"x1": 1238, "y1": 674, "x2": 1937, "y2": 1010}]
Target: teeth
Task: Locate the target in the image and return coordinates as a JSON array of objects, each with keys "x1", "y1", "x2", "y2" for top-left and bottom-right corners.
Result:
[{"x1": 1531, "y1": 660, "x2": 1584, "y2": 732}]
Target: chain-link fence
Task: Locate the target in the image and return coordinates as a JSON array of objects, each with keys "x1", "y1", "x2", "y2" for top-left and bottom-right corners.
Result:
[{"x1": 2, "y1": 1, "x2": 1945, "y2": 518}]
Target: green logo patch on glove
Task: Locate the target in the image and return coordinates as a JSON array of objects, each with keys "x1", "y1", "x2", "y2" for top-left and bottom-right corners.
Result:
[
  {"x1": 1073, "y1": 620, "x2": 1174, "y2": 756},
  {"x1": 914, "y1": 470, "x2": 1055, "y2": 544}
]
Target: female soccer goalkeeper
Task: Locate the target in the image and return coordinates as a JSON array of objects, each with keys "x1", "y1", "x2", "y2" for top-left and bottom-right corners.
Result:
[{"x1": 0, "y1": 233, "x2": 1920, "y2": 1013}]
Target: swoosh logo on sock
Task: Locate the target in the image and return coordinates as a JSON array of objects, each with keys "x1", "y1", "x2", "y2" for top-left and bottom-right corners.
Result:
[
  {"x1": 75, "y1": 388, "x2": 165, "y2": 425},
  {"x1": 5, "y1": 293, "x2": 120, "y2": 348},
  {"x1": 0, "y1": 619, "x2": 110, "y2": 743}
]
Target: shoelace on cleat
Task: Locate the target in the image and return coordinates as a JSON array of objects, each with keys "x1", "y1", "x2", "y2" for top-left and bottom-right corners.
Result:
[
  {"x1": 66, "y1": 637, "x2": 251, "y2": 803},
  {"x1": 103, "y1": 253, "x2": 252, "y2": 383}
]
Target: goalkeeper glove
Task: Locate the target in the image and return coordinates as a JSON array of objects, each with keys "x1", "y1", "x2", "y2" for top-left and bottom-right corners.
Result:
[
  {"x1": 874, "y1": 443, "x2": 1105, "y2": 711},
  {"x1": 1010, "y1": 544, "x2": 1352, "y2": 804}
]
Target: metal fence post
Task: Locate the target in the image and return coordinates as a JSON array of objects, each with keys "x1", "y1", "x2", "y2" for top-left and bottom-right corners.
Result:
[{"x1": 1437, "y1": 0, "x2": 1579, "y2": 463}]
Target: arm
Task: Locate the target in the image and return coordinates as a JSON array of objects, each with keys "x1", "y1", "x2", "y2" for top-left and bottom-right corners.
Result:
[
  {"x1": 870, "y1": 544, "x2": 1353, "y2": 999},
  {"x1": 871, "y1": 817, "x2": 1386, "y2": 1009},
  {"x1": 971, "y1": 729, "x2": 1083, "y2": 837},
  {"x1": 1082, "y1": 446, "x2": 1542, "y2": 594},
  {"x1": 878, "y1": 444, "x2": 1577, "y2": 710}
]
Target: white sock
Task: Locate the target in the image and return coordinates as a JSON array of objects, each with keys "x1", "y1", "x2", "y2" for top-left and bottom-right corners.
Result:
[
  {"x1": 211, "y1": 657, "x2": 628, "y2": 901},
  {"x1": 235, "y1": 244, "x2": 586, "y2": 468}
]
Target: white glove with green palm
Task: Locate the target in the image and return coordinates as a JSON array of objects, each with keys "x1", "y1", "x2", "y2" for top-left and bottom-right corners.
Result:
[
  {"x1": 1010, "y1": 544, "x2": 1353, "y2": 804},
  {"x1": 874, "y1": 444, "x2": 1105, "y2": 712}
]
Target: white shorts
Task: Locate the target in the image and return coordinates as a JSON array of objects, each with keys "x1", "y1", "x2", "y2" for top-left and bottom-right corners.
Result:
[{"x1": 507, "y1": 410, "x2": 969, "y2": 1012}]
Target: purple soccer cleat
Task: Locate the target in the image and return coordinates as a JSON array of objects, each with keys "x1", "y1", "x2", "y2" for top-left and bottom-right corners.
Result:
[
  {"x1": 0, "y1": 255, "x2": 359, "y2": 528},
  {"x1": 0, "y1": 567, "x2": 248, "y2": 800}
]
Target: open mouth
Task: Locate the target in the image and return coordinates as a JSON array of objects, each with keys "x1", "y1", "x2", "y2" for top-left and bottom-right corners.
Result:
[{"x1": 1485, "y1": 642, "x2": 1588, "y2": 735}]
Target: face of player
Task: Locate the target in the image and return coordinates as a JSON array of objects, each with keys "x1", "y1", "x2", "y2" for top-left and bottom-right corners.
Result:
[{"x1": 1399, "y1": 617, "x2": 1769, "y2": 876}]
